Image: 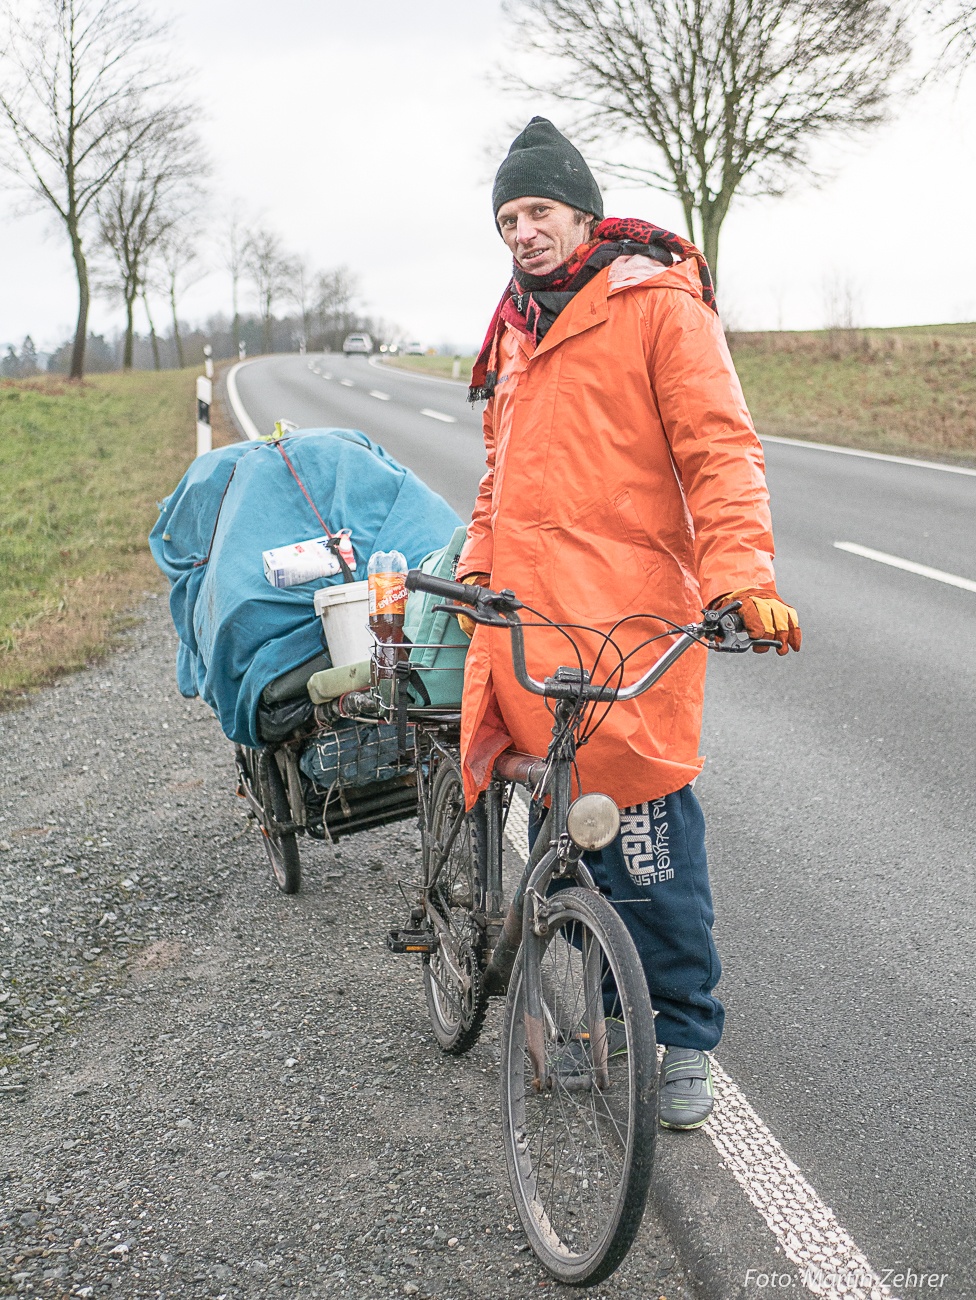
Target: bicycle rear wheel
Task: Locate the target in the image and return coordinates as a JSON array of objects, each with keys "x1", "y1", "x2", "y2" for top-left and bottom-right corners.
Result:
[
  {"x1": 421, "y1": 758, "x2": 488, "y2": 1054},
  {"x1": 500, "y1": 886, "x2": 657, "y2": 1286},
  {"x1": 257, "y1": 749, "x2": 301, "y2": 894}
]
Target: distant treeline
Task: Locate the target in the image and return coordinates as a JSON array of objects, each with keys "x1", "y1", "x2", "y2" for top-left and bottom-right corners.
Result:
[{"x1": 1, "y1": 306, "x2": 391, "y2": 378}]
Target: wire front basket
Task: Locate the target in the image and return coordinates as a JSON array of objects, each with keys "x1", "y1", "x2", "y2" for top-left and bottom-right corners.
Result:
[{"x1": 368, "y1": 630, "x2": 465, "y2": 723}]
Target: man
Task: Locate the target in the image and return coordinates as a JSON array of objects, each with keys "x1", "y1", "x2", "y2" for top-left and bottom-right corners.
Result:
[{"x1": 456, "y1": 117, "x2": 801, "y2": 1130}]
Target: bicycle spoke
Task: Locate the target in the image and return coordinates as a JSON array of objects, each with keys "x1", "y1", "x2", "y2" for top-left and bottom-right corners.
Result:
[
  {"x1": 501, "y1": 889, "x2": 656, "y2": 1285},
  {"x1": 421, "y1": 760, "x2": 488, "y2": 1054}
]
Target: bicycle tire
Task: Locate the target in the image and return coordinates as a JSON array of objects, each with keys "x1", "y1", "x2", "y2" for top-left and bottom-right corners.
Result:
[
  {"x1": 500, "y1": 886, "x2": 657, "y2": 1286},
  {"x1": 421, "y1": 758, "x2": 489, "y2": 1054},
  {"x1": 257, "y1": 749, "x2": 301, "y2": 895}
]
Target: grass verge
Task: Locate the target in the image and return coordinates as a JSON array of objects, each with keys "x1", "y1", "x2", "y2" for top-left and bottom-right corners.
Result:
[
  {"x1": 381, "y1": 354, "x2": 476, "y2": 382},
  {"x1": 728, "y1": 325, "x2": 976, "y2": 464},
  {"x1": 0, "y1": 369, "x2": 237, "y2": 705}
]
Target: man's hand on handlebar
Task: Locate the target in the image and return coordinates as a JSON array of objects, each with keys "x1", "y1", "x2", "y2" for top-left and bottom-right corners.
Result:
[
  {"x1": 456, "y1": 573, "x2": 489, "y2": 638},
  {"x1": 713, "y1": 588, "x2": 801, "y2": 655}
]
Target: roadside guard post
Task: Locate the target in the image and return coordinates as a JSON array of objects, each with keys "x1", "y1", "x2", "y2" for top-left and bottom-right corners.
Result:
[{"x1": 196, "y1": 373, "x2": 212, "y2": 458}]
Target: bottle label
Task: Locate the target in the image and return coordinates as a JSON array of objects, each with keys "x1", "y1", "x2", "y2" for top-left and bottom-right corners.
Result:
[{"x1": 368, "y1": 572, "x2": 407, "y2": 618}]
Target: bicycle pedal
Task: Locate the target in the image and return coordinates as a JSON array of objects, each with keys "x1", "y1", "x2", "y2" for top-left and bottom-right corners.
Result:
[{"x1": 387, "y1": 928, "x2": 439, "y2": 955}]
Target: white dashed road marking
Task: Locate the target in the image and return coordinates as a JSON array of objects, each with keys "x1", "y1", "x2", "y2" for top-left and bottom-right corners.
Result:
[
  {"x1": 340, "y1": 380, "x2": 354, "y2": 388},
  {"x1": 502, "y1": 790, "x2": 892, "y2": 1300},
  {"x1": 369, "y1": 390, "x2": 391, "y2": 401},
  {"x1": 420, "y1": 408, "x2": 456, "y2": 423},
  {"x1": 834, "y1": 541, "x2": 976, "y2": 594}
]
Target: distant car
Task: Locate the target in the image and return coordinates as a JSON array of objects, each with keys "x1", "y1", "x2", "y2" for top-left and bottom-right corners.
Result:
[
  {"x1": 342, "y1": 333, "x2": 373, "y2": 356},
  {"x1": 403, "y1": 340, "x2": 425, "y2": 355}
]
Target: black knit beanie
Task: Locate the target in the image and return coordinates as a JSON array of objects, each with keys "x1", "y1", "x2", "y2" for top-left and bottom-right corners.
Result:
[{"x1": 492, "y1": 116, "x2": 604, "y2": 222}]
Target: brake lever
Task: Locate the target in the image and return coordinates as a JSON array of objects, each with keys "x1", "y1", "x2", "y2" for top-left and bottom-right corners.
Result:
[
  {"x1": 701, "y1": 601, "x2": 778, "y2": 653},
  {"x1": 432, "y1": 602, "x2": 513, "y2": 628}
]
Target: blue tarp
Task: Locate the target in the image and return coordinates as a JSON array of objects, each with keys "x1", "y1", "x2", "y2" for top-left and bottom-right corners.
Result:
[{"x1": 149, "y1": 428, "x2": 461, "y2": 746}]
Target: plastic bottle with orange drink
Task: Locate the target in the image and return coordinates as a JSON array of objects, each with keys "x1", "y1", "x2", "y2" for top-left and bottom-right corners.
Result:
[{"x1": 367, "y1": 550, "x2": 408, "y2": 679}]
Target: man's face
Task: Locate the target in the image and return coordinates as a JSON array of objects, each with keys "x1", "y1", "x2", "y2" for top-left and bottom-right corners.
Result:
[{"x1": 496, "y1": 196, "x2": 592, "y2": 276}]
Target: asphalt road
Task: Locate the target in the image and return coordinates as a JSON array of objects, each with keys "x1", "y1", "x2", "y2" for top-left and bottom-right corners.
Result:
[{"x1": 231, "y1": 351, "x2": 976, "y2": 1298}]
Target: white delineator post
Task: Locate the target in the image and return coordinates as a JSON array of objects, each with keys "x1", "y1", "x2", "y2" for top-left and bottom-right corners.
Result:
[
  {"x1": 196, "y1": 373, "x2": 212, "y2": 458},
  {"x1": 204, "y1": 343, "x2": 214, "y2": 379},
  {"x1": 451, "y1": 354, "x2": 461, "y2": 379}
]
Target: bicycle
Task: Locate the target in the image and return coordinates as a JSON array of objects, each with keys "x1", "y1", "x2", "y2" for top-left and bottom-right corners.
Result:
[{"x1": 374, "y1": 572, "x2": 769, "y2": 1285}]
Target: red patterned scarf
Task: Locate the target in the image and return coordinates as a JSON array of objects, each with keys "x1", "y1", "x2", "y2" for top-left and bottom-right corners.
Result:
[{"x1": 468, "y1": 217, "x2": 716, "y2": 401}]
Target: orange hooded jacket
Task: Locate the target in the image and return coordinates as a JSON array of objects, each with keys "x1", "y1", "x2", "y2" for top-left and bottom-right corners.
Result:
[{"x1": 457, "y1": 253, "x2": 777, "y2": 811}]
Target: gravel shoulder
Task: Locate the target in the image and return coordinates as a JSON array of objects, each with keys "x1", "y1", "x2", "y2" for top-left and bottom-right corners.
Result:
[{"x1": 0, "y1": 598, "x2": 694, "y2": 1300}]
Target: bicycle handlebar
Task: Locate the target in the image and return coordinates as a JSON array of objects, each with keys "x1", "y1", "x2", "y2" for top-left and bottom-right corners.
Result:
[
  {"x1": 405, "y1": 569, "x2": 767, "y2": 703},
  {"x1": 403, "y1": 571, "x2": 490, "y2": 607}
]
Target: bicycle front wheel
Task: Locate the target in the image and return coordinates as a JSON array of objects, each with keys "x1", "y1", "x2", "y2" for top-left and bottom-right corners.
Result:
[{"x1": 500, "y1": 887, "x2": 657, "y2": 1286}]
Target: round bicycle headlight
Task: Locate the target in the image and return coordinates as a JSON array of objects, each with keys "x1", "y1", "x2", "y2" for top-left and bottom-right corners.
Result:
[{"x1": 566, "y1": 794, "x2": 620, "y2": 851}]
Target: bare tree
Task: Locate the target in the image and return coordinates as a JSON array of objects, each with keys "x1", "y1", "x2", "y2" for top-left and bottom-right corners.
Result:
[
  {"x1": 500, "y1": 0, "x2": 911, "y2": 283},
  {"x1": 927, "y1": 1, "x2": 976, "y2": 69},
  {"x1": 0, "y1": 0, "x2": 189, "y2": 378},
  {"x1": 141, "y1": 285, "x2": 162, "y2": 369},
  {"x1": 221, "y1": 209, "x2": 248, "y2": 355},
  {"x1": 314, "y1": 266, "x2": 359, "y2": 349},
  {"x1": 94, "y1": 111, "x2": 205, "y2": 369},
  {"x1": 155, "y1": 219, "x2": 207, "y2": 369},
  {"x1": 244, "y1": 228, "x2": 296, "y2": 354},
  {"x1": 822, "y1": 270, "x2": 862, "y2": 330},
  {"x1": 291, "y1": 257, "x2": 313, "y2": 352}
]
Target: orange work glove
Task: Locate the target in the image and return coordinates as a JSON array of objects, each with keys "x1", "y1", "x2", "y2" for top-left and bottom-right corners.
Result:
[
  {"x1": 457, "y1": 572, "x2": 489, "y2": 638},
  {"x1": 715, "y1": 588, "x2": 801, "y2": 655}
]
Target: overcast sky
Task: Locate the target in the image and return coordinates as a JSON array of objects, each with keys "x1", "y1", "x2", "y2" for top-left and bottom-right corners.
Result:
[{"x1": 2, "y1": 0, "x2": 975, "y2": 355}]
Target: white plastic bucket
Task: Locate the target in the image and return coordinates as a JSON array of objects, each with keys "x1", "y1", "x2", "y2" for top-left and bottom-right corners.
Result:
[{"x1": 314, "y1": 581, "x2": 371, "y2": 667}]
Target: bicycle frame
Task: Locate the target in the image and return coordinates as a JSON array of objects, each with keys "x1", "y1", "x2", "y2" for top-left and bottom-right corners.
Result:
[
  {"x1": 396, "y1": 570, "x2": 766, "y2": 1039},
  {"x1": 481, "y1": 694, "x2": 604, "y2": 1088},
  {"x1": 386, "y1": 570, "x2": 776, "y2": 1281}
]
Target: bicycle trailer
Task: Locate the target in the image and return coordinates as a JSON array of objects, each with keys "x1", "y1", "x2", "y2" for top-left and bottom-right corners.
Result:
[{"x1": 150, "y1": 425, "x2": 466, "y2": 885}]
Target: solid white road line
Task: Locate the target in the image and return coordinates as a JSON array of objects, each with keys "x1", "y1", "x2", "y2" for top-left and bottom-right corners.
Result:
[
  {"x1": 368, "y1": 355, "x2": 467, "y2": 387},
  {"x1": 704, "y1": 1069, "x2": 892, "y2": 1299},
  {"x1": 502, "y1": 790, "x2": 891, "y2": 1300},
  {"x1": 226, "y1": 361, "x2": 262, "y2": 441},
  {"x1": 761, "y1": 433, "x2": 976, "y2": 478},
  {"x1": 420, "y1": 408, "x2": 456, "y2": 423},
  {"x1": 369, "y1": 390, "x2": 391, "y2": 401},
  {"x1": 834, "y1": 541, "x2": 976, "y2": 593},
  {"x1": 502, "y1": 791, "x2": 532, "y2": 858}
]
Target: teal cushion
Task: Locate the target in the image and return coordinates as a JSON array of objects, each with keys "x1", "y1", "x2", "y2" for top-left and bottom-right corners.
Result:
[{"x1": 404, "y1": 525, "x2": 469, "y2": 707}]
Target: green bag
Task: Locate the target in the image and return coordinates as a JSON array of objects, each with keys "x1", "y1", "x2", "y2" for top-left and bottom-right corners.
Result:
[{"x1": 403, "y1": 525, "x2": 469, "y2": 707}]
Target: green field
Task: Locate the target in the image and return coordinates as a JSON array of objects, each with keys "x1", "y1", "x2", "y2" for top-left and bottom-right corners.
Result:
[
  {"x1": 0, "y1": 371, "x2": 199, "y2": 702},
  {"x1": 387, "y1": 323, "x2": 976, "y2": 464}
]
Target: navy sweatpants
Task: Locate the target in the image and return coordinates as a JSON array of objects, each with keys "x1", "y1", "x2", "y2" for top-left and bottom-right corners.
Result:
[{"x1": 532, "y1": 785, "x2": 724, "y2": 1052}]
